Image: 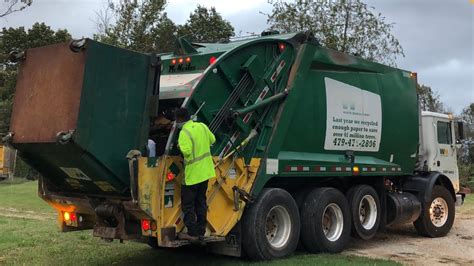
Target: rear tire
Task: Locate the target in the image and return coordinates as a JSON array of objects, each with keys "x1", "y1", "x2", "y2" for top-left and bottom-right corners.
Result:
[
  {"x1": 293, "y1": 187, "x2": 313, "y2": 251},
  {"x1": 414, "y1": 185, "x2": 454, "y2": 237},
  {"x1": 242, "y1": 188, "x2": 300, "y2": 260},
  {"x1": 300, "y1": 187, "x2": 351, "y2": 253},
  {"x1": 347, "y1": 185, "x2": 381, "y2": 240}
]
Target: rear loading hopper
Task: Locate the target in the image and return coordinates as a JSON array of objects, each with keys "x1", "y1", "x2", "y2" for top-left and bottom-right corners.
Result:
[{"x1": 9, "y1": 40, "x2": 158, "y2": 196}]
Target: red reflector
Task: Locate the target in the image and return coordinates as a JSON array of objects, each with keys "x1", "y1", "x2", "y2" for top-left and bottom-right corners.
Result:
[
  {"x1": 70, "y1": 213, "x2": 77, "y2": 222},
  {"x1": 150, "y1": 221, "x2": 157, "y2": 231},
  {"x1": 141, "y1": 219, "x2": 150, "y2": 231},
  {"x1": 166, "y1": 172, "x2": 175, "y2": 181},
  {"x1": 185, "y1": 57, "x2": 191, "y2": 63},
  {"x1": 178, "y1": 58, "x2": 184, "y2": 64},
  {"x1": 279, "y1": 43, "x2": 285, "y2": 51},
  {"x1": 209, "y1": 56, "x2": 217, "y2": 65},
  {"x1": 171, "y1": 59, "x2": 176, "y2": 65}
]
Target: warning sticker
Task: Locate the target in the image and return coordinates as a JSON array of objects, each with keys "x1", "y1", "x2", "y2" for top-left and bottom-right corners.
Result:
[
  {"x1": 65, "y1": 178, "x2": 82, "y2": 189},
  {"x1": 324, "y1": 78, "x2": 382, "y2": 152},
  {"x1": 164, "y1": 183, "x2": 174, "y2": 208},
  {"x1": 60, "y1": 167, "x2": 92, "y2": 181},
  {"x1": 94, "y1": 181, "x2": 116, "y2": 192}
]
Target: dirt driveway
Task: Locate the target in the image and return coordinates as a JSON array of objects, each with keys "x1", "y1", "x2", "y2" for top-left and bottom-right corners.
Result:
[{"x1": 344, "y1": 201, "x2": 474, "y2": 265}]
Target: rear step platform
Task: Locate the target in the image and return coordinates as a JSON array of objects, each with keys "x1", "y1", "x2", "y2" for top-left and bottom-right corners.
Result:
[{"x1": 164, "y1": 236, "x2": 225, "y2": 247}]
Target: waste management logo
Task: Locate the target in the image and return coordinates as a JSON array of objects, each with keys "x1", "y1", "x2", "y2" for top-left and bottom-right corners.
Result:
[{"x1": 324, "y1": 78, "x2": 382, "y2": 152}]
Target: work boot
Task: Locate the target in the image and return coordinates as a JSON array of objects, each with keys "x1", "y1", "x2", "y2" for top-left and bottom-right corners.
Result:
[
  {"x1": 178, "y1": 232, "x2": 199, "y2": 242},
  {"x1": 198, "y1": 235, "x2": 207, "y2": 246}
]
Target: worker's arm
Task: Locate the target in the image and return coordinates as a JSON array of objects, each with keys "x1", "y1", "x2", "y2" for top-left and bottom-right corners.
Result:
[
  {"x1": 205, "y1": 124, "x2": 216, "y2": 145},
  {"x1": 178, "y1": 130, "x2": 192, "y2": 157}
]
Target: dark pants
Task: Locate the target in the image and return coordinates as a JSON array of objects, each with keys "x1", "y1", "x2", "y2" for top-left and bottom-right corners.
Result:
[{"x1": 181, "y1": 180, "x2": 208, "y2": 237}]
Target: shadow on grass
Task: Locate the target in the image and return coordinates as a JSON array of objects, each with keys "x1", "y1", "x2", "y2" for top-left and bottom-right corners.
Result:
[
  {"x1": 110, "y1": 245, "x2": 245, "y2": 266},
  {"x1": 92, "y1": 243, "x2": 396, "y2": 266}
]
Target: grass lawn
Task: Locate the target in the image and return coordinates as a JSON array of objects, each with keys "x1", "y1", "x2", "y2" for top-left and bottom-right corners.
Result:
[
  {"x1": 0, "y1": 180, "x2": 398, "y2": 265},
  {"x1": 460, "y1": 190, "x2": 474, "y2": 215}
]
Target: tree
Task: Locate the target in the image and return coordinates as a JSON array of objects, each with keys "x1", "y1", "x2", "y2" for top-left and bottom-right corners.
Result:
[
  {"x1": 460, "y1": 103, "x2": 474, "y2": 141},
  {"x1": 0, "y1": 23, "x2": 71, "y2": 134},
  {"x1": 460, "y1": 103, "x2": 474, "y2": 125},
  {"x1": 458, "y1": 103, "x2": 474, "y2": 188},
  {"x1": 94, "y1": 2, "x2": 235, "y2": 52},
  {"x1": 266, "y1": 0, "x2": 403, "y2": 65},
  {"x1": 416, "y1": 84, "x2": 445, "y2": 113},
  {"x1": 178, "y1": 5, "x2": 234, "y2": 43},
  {"x1": 0, "y1": 0, "x2": 32, "y2": 18},
  {"x1": 93, "y1": 0, "x2": 177, "y2": 53}
]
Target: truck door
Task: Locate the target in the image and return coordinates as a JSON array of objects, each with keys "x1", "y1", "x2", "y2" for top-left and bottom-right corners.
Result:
[{"x1": 433, "y1": 119, "x2": 459, "y2": 191}]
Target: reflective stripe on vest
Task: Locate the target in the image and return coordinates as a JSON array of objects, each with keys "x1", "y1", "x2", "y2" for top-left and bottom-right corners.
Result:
[{"x1": 181, "y1": 126, "x2": 211, "y2": 166}]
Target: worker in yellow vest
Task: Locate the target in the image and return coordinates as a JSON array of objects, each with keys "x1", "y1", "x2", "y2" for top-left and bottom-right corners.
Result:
[{"x1": 175, "y1": 108, "x2": 216, "y2": 241}]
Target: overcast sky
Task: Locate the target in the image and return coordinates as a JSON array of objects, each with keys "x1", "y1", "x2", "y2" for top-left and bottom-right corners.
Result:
[{"x1": 1, "y1": 0, "x2": 473, "y2": 113}]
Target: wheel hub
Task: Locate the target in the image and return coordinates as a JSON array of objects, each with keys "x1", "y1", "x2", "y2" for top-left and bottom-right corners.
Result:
[
  {"x1": 322, "y1": 203, "x2": 344, "y2": 242},
  {"x1": 358, "y1": 195, "x2": 377, "y2": 230},
  {"x1": 265, "y1": 205, "x2": 291, "y2": 249},
  {"x1": 429, "y1": 197, "x2": 448, "y2": 227}
]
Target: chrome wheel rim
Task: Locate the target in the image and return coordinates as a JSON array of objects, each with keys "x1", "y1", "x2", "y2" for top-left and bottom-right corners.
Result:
[
  {"x1": 265, "y1": 205, "x2": 291, "y2": 249},
  {"x1": 322, "y1": 203, "x2": 344, "y2": 242},
  {"x1": 430, "y1": 197, "x2": 448, "y2": 227},
  {"x1": 359, "y1": 195, "x2": 378, "y2": 230}
]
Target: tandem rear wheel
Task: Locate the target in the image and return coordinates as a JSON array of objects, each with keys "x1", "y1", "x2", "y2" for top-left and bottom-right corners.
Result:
[
  {"x1": 346, "y1": 185, "x2": 381, "y2": 240},
  {"x1": 242, "y1": 188, "x2": 300, "y2": 260},
  {"x1": 299, "y1": 187, "x2": 351, "y2": 253}
]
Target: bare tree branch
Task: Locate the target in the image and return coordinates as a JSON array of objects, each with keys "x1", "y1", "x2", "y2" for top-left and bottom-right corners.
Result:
[{"x1": 0, "y1": 0, "x2": 32, "y2": 18}]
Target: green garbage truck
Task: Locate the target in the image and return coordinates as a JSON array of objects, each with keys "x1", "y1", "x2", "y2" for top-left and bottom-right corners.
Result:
[{"x1": 6, "y1": 31, "x2": 465, "y2": 260}]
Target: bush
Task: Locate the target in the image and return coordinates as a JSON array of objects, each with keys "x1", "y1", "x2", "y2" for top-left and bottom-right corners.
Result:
[{"x1": 459, "y1": 163, "x2": 473, "y2": 190}]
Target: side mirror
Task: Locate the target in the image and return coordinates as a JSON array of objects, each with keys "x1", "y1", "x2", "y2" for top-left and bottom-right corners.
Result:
[{"x1": 457, "y1": 121, "x2": 465, "y2": 141}]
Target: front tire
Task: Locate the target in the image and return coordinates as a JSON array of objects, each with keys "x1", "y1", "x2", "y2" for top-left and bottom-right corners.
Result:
[
  {"x1": 347, "y1": 185, "x2": 381, "y2": 240},
  {"x1": 242, "y1": 188, "x2": 300, "y2": 260},
  {"x1": 414, "y1": 185, "x2": 455, "y2": 237},
  {"x1": 300, "y1": 187, "x2": 351, "y2": 253}
]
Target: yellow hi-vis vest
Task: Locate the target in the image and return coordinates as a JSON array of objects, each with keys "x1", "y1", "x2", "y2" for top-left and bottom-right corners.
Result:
[{"x1": 178, "y1": 120, "x2": 216, "y2": 185}]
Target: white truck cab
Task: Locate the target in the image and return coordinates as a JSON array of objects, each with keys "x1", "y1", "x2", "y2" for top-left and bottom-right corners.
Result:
[{"x1": 419, "y1": 111, "x2": 459, "y2": 192}]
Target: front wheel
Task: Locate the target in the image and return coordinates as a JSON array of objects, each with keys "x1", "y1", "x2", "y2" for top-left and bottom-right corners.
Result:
[
  {"x1": 242, "y1": 188, "x2": 300, "y2": 260},
  {"x1": 414, "y1": 185, "x2": 455, "y2": 237}
]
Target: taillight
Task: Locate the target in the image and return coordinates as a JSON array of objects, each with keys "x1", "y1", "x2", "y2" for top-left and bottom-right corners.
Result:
[
  {"x1": 278, "y1": 43, "x2": 286, "y2": 52},
  {"x1": 166, "y1": 172, "x2": 175, "y2": 181},
  {"x1": 63, "y1": 211, "x2": 79, "y2": 227},
  {"x1": 63, "y1": 211, "x2": 77, "y2": 222},
  {"x1": 141, "y1": 219, "x2": 150, "y2": 231},
  {"x1": 209, "y1": 56, "x2": 217, "y2": 65}
]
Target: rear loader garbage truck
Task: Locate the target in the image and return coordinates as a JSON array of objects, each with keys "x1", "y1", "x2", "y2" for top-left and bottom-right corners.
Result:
[{"x1": 5, "y1": 31, "x2": 466, "y2": 260}]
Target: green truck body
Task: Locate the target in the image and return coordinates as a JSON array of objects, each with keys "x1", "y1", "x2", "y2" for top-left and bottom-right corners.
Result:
[{"x1": 8, "y1": 32, "x2": 460, "y2": 260}]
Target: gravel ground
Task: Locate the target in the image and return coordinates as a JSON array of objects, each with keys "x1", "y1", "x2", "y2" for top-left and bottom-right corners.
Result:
[{"x1": 344, "y1": 199, "x2": 474, "y2": 265}]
